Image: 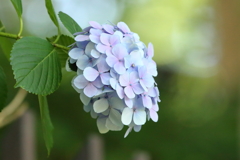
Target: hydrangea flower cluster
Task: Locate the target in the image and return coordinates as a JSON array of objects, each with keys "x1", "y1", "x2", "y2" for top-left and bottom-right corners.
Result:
[{"x1": 66, "y1": 21, "x2": 160, "y2": 137}]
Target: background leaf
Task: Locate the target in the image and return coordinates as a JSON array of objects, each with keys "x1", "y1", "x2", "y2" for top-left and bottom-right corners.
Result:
[
  {"x1": 10, "y1": 37, "x2": 62, "y2": 95},
  {"x1": 45, "y1": 0, "x2": 59, "y2": 29},
  {"x1": 10, "y1": 0, "x2": 22, "y2": 17},
  {"x1": 38, "y1": 95, "x2": 54, "y2": 155},
  {"x1": 0, "y1": 20, "x2": 13, "y2": 60},
  {"x1": 47, "y1": 35, "x2": 74, "y2": 67},
  {"x1": 58, "y1": 12, "x2": 82, "y2": 35},
  {"x1": 0, "y1": 66, "x2": 7, "y2": 111}
]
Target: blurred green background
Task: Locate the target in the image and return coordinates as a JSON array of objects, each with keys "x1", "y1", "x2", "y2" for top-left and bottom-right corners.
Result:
[{"x1": 0, "y1": 0, "x2": 240, "y2": 159}]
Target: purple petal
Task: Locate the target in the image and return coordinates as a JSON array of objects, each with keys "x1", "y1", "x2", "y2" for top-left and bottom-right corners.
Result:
[
  {"x1": 142, "y1": 95, "x2": 152, "y2": 108},
  {"x1": 150, "y1": 109, "x2": 158, "y2": 122},
  {"x1": 117, "y1": 22, "x2": 131, "y2": 33},
  {"x1": 100, "y1": 33, "x2": 110, "y2": 45},
  {"x1": 96, "y1": 43, "x2": 110, "y2": 53},
  {"x1": 124, "y1": 86, "x2": 135, "y2": 99},
  {"x1": 84, "y1": 83, "x2": 98, "y2": 97},
  {"x1": 139, "y1": 80, "x2": 147, "y2": 91},
  {"x1": 92, "y1": 77, "x2": 104, "y2": 88},
  {"x1": 76, "y1": 55, "x2": 89, "y2": 70},
  {"x1": 148, "y1": 87, "x2": 157, "y2": 97},
  {"x1": 138, "y1": 66, "x2": 147, "y2": 78},
  {"x1": 114, "y1": 62, "x2": 126, "y2": 74},
  {"x1": 121, "y1": 107, "x2": 133, "y2": 125},
  {"x1": 132, "y1": 83, "x2": 144, "y2": 94},
  {"x1": 97, "y1": 58, "x2": 110, "y2": 73},
  {"x1": 103, "y1": 24, "x2": 114, "y2": 34},
  {"x1": 142, "y1": 75, "x2": 155, "y2": 88},
  {"x1": 119, "y1": 72, "x2": 129, "y2": 87},
  {"x1": 89, "y1": 21, "x2": 102, "y2": 29},
  {"x1": 109, "y1": 35, "x2": 120, "y2": 46},
  {"x1": 106, "y1": 54, "x2": 118, "y2": 67},
  {"x1": 112, "y1": 44, "x2": 128, "y2": 59},
  {"x1": 75, "y1": 35, "x2": 90, "y2": 41},
  {"x1": 147, "y1": 43, "x2": 154, "y2": 58},
  {"x1": 100, "y1": 73, "x2": 111, "y2": 85},
  {"x1": 83, "y1": 67, "x2": 99, "y2": 81},
  {"x1": 129, "y1": 71, "x2": 139, "y2": 84},
  {"x1": 90, "y1": 28, "x2": 103, "y2": 35},
  {"x1": 73, "y1": 75, "x2": 88, "y2": 89},
  {"x1": 110, "y1": 78, "x2": 117, "y2": 89},
  {"x1": 116, "y1": 84, "x2": 124, "y2": 99},
  {"x1": 124, "y1": 97, "x2": 133, "y2": 108},
  {"x1": 69, "y1": 48, "x2": 84, "y2": 60},
  {"x1": 152, "y1": 103, "x2": 159, "y2": 111},
  {"x1": 89, "y1": 35, "x2": 100, "y2": 44},
  {"x1": 133, "y1": 109, "x2": 146, "y2": 125}
]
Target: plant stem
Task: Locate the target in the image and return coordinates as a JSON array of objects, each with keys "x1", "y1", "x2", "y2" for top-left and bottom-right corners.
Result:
[
  {"x1": 0, "y1": 31, "x2": 69, "y2": 51},
  {"x1": 53, "y1": 43, "x2": 69, "y2": 51},
  {"x1": 0, "y1": 31, "x2": 21, "y2": 39},
  {"x1": 17, "y1": 17, "x2": 23, "y2": 37}
]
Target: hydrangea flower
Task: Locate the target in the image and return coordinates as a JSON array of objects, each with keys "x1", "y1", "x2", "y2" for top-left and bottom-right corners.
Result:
[{"x1": 67, "y1": 21, "x2": 160, "y2": 137}]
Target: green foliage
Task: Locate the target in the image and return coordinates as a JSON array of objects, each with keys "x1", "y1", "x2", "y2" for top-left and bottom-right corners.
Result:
[
  {"x1": 38, "y1": 95, "x2": 54, "y2": 155},
  {"x1": 0, "y1": 20, "x2": 5, "y2": 32},
  {"x1": 10, "y1": 37, "x2": 62, "y2": 95},
  {"x1": 45, "y1": 0, "x2": 60, "y2": 30},
  {"x1": 0, "y1": 66, "x2": 7, "y2": 111},
  {"x1": 58, "y1": 11, "x2": 82, "y2": 35},
  {"x1": 0, "y1": 20, "x2": 12, "y2": 60},
  {"x1": 10, "y1": 0, "x2": 22, "y2": 18},
  {"x1": 47, "y1": 35, "x2": 74, "y2": 67}
]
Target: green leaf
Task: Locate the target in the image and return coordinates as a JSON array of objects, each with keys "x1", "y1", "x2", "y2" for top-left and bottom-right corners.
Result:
[
  {"x1": 0, "y1": 20, "x2": 5, "y2": 32},
  {"x1": 47, "y1": 35, "x2": 74, "y2": 67},
  {"x1": 0, "y1": 20, "x2": 12, "y2": 60},
  {"x1": 0, "y1": 66, "x2": 7, "y2": 111},
  {"x1": 10, "y1": 0, "x2": 23, "y2": 18},
  {"x1": 10, "y1": 37, "x2": 62, "y2": 95},
  {"x1": 45, "y1": 0, "x2": 59, "y2": 29},
  {"x1": 58, "y1": 11, "x2": 82, "y2": 35},
  {"x1": 38, "y1": 95, "x2": 53, "y2": 155}
]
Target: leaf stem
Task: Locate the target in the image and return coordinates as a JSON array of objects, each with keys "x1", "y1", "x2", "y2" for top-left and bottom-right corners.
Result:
[
  {"x1": 52, "y1": 43, "x2": 69, "y2": 51},
  {"x1": 0, "y1": 31, "x2": 21, "y2": 39},
  {"x1": 18, "y1": 17, "x2": 23, "y2": 37},
  {"x1": 0, "y1": 31, "x2": 69, "y2": 51},
  {"x1": 52, "y1": 27, "x2": 61, "y2": 44}
]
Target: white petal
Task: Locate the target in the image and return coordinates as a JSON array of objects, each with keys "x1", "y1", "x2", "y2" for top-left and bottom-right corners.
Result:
[
  {"x1": 133, "y1": 109, "x2": 146, "y2": 125},
  {"x1": 93, "y1": 98, "x2": 109, "y2": 113},
  {"x1": 97, "y1": 117, "x2": 109, "y2": 134},
  {"x1": 80, "y1": 93, "x2": 91, "y2": 105},
  {"x1": 124, "y1": 126, "x2": 133, "y2": 138},
  {"x1": 109, "y1": 109, "x2": 122, "y2": 126},
  {"x1": 121, "y1": 107, "x2": 133, "y2": 125},
  {"x1": 106, "y1": 118, "x2": 123, "y2": 131},
  {"x1": 134, "y1": 125, "x2": 142, "y2": 132},
  {"x1": 109, "y1": 97, "x2": 125, "y2": 110}
]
